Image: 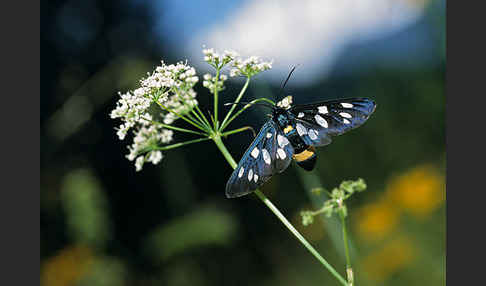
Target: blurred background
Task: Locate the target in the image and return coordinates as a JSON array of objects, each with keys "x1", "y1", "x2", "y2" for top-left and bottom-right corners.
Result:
[{"x1": 41, "y1": 0, "x2": 445, "y2": 285}]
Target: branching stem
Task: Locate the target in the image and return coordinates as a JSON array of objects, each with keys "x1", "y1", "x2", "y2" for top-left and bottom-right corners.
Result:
[
  {"x1": 340, "y1": 212, "x2": 353, "y2": 286},
  {"x1": 220, "y1": 77, "x2": 250, "y2": 130},
  {"x1": 212, "y1": 134, "x2": 348, "y2": 286}
]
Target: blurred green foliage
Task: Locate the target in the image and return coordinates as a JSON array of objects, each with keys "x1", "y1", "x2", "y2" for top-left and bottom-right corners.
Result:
[
  {"x1": 60, "y1": 169, "x2": 111, "y2": 249},
  {"x1": 41, "y1": 1, "x2": 445, "y2": 285},
  {"x1": 145, "y1": 206, "x2": 239, "y2": 262}
]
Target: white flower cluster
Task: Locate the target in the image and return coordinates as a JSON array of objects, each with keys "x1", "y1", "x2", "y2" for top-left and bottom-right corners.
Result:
[
  {"x1": 139, "y1": 62, "x2": 198, "y2": 95},
  {"x1": 110, "y1": 60, "x2": 200, "y2": 171},
  {"x1": 230, "y1": 56, "x2": 273, "y2": 78},
  {"x1": 127, "y1": 124, "x2": 173, "y2": 171},
  {"x1": 110, "y1": 91, "x2": 152, "y2": 140},
  {"x1": 203, "y1": 48, "x2": 239, "y2": 67},
  {"x1": 202, "y1": 73, "x2": 228, "y2": 94}
]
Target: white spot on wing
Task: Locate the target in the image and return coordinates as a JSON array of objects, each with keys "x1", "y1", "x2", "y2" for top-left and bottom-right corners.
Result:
[
  {"x1": 309, "y1": 129, "x2": 318, "y2": 140},
  {"x1": 318, "y1": 106, "x2": 328, "y2": 114},
  {"x1": 298, "y1": 112, "x2": 304, "y2": 118},
  {"x1": 238, "y1": 167, "x2": 244, "y2": 178},
  {"x1": 343, "y1": 118, "x2": 351, "y2": 124},
  {"x1": 266, "y1": 132, "x2": 272, "y2": 138},
  {"x1": 277, "y1": 134, "x2": 289, "y2": 147},
  {"x1": 262, "y1": 149, "x2": 271, "y2": 165},
  {"x1": 339, "y1": 112, "x2": 352, "y2": 118},
  {"x1": 254, "y1": 174, "x2": 259, "y2": 183},
  {"x1": 341, "y1": 103, "x2": 353, "y2": 108},
  {"x1": 314, "y1": 114, "x2": 328, "y2": 128},
  {"x1": 248, "y1": 169, "x2": 253, "y2": 181},
  {"x1": 277, "y1": 148, "x2": 286, "y2": 159},
  {"x1": 251, "y1": 147, "x2": 259, "y2": 158},
  {"x1": 296, "y1": 123, "x2": 307, "y2": 136}
]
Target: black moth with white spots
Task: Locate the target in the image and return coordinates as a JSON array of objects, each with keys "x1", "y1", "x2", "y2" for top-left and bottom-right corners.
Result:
[{"x1": 225, "y1": 96, "x2": 376, "y2": 198}]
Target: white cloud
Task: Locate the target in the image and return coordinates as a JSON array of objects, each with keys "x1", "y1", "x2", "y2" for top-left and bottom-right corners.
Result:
[{"x1": 188, "y1": 0, "x2": 426, "y2": 85}]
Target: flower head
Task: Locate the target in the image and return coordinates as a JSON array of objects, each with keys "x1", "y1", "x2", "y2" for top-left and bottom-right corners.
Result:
[
  {"x1": 202, "y1": 73, "x2": 228, "y2": 94},
  {"x1": 110, "y1": 60, "x2": 199, "y2": 170},
  {"x1": 276, "y1": 96, "x2": 293, "y2": 110},
  {"x1": 230, "y1": 55, "x2": 273, "y2": 78},
  {"x1": 203, "y1": 48, "x2": 239, "y2": 67}
]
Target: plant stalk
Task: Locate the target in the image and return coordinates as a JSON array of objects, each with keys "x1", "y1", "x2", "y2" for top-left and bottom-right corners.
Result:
[
  {"x1": 220, "y1": 77, "x2": 250, "y2": 130},
  {"x1": 340, "y1": 212, "x2": 353, "y2": 286},
  {"x1": 212, "y1": 134, "x2": 348, "y2": 286},
  {"x1": 213, "y1": 68, "x2": 221, "y2": 129},
  {"x1": 152, "y1": 137, "x2": 211, "y2": 151}
]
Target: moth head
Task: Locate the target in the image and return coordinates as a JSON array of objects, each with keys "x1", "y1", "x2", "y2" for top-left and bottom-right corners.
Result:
[{"x1": 276, "y1": 95, "x2": 293, "y2": 110}]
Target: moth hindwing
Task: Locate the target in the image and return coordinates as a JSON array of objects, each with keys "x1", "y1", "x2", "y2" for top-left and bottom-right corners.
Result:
[{"x1": 225, "y1": 121, "x2": 294, "y2": 198}]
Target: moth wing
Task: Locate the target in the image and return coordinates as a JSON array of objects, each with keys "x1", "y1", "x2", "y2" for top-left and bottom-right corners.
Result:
[
  {"x1": 290, "y1": 97, "x2": 376, "y2": 138},
  {"x1": 225, "y1": 121, "x2": 294, "y2": 198},
  {"x1": 293, "y1": 119, "x2": 333, "y2": 147}
]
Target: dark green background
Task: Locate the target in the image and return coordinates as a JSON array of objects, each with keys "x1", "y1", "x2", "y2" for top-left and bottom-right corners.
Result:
[{"x1": 41, "y1": 1, "x2": 445, "y2": 285}]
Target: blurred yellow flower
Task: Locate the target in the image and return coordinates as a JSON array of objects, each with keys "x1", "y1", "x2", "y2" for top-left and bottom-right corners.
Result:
[
  {"x1": 41, "y1": 245, "x2": 93, "y2": 286},
  {"x1": 354, "y1": 200, "x2": 399, "y2": 242},
  {"x1": 386, "y1": 164, "x2": 445, "y2": 218},
  {"x1": 360, "y1": 236, "x2": 415, "y2": 282}
]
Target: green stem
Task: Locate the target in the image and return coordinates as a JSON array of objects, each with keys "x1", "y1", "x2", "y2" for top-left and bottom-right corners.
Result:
[
  {"x1": 220, "y1": 77, "x2": 250, "y2": 130},
  {"x1": 221, "y1": 97, "x2": 276, "y2": 131},
  {"x1": 213, "y1": 68, "x2": 221, "y2": 129},
  {"x1": 208, "y1": 110, "x2": 217, "y2": 128},
  {"x1": 194, "y1": 104, "x2": 212, "y2": 130},
  {"x1": 156, "y1": 101, "x2": 207, "y2": 132},
  {"x1": 340, "y1": 213, "x2": 353, "y2": 286},
  {"x1": 212, "y1": 135, "x2": 348, "y2": 286},
  {"x1": 142, "y1": 116, "x2": 207, "y2": 136},
  {"x1": 296, "y1": 168, "x2": 357, "y2": 262},
  {"x1": 172, "y1": 88, "x2": 211, "y2": 130},
  {"x1": 221, "y1": 126, "x2": 255, "y2": 138},
  {"x1": 152, "y1": 137, "x2": 211, "y2": 151},
  {"x1": 187, "y1": 107, "x2": 210, "y2": 130}
]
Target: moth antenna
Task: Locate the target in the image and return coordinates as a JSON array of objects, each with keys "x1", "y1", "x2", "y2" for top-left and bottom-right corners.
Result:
[{"x1": 277, "y1": 65, "x2": 300, "y2": 101}]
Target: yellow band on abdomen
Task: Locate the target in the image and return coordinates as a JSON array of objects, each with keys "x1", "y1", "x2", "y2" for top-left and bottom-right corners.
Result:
[
  {"x1": 292, "y1": 147, "x2": 315, "y2": 162},
  {"x1": 284, "y1": 125, "x2": 293, "y2": 134}
]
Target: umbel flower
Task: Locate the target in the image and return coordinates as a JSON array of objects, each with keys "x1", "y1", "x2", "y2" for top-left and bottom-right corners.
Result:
[
  {"x1": 110, "y1": 49, "x2": 272, "y2": 171},
  {"x1": 110, "y1": 60, "x2": 200, "y2": 171},
  {"x1": 110, "y1": 48, "x2": 360, "y2": 286}
]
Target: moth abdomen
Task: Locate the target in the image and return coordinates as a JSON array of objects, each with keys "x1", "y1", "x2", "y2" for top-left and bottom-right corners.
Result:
[{"x1": 293, "y1": 146, "x2": 317, "y2": 171}]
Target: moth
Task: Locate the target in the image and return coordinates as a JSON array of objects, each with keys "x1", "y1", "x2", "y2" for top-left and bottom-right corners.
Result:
[{"x1": 225, "y1": 95, "x2": 376, "y2": 198}]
